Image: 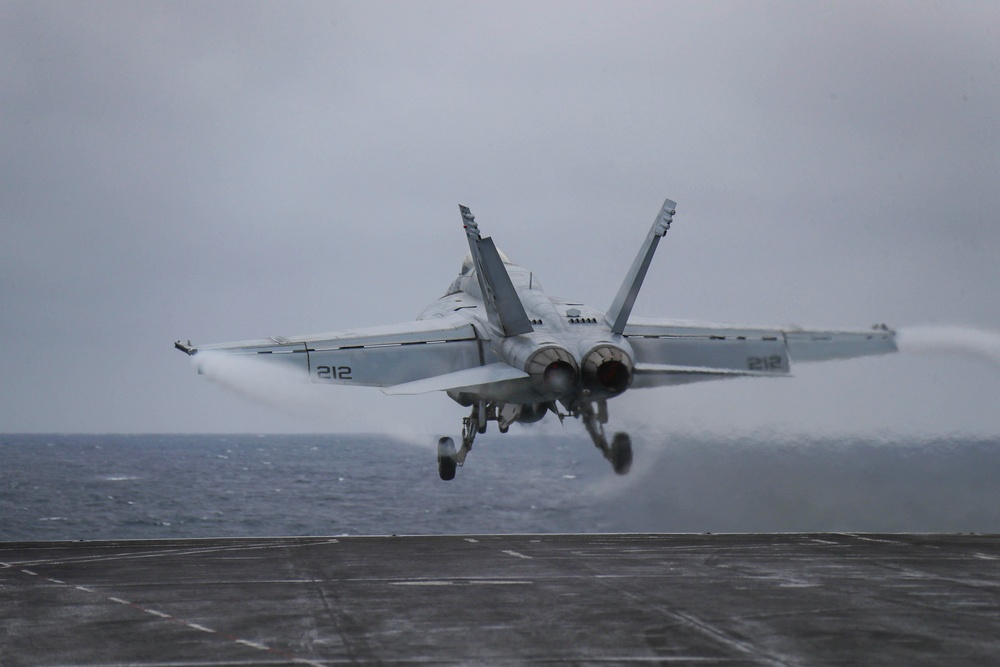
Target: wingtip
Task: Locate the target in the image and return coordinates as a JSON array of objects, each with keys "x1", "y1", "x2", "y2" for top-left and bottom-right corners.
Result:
[{"x1": 174, "y1": 340, "x2": 197, "y2": 356}]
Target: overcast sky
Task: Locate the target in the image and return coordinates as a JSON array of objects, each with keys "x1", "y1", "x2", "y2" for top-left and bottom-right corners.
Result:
[{"x1": 2, "y1": 1, "x2": 998, "y2": 437}]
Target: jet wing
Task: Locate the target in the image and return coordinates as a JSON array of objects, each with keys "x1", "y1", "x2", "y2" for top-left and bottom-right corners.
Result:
[
  {"x1": 179, "y1": 314, "x2": 487, "y2": 389},
  {"x1": 622, "y1": 318, "x2": 897, "y2": 388}
]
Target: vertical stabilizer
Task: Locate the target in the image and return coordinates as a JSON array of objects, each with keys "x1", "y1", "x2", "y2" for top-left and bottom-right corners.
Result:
[
  {"x1": 460, "y1": 205, "x2": 534, "y2": 338},
  {"x1": 604, "y1": 198, "x2": 676, "y2": 334}
]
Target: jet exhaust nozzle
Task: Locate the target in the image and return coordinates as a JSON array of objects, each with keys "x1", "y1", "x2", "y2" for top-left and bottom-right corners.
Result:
[
  {"x1": 581, "y1": 344, "x2": 634, "y2": 396},
  {"x1": 494, "y1": 336, "x2": 579, "y2": 402},
  {"x1": 525, "y1": 345, "x2": 579, "y2": 398}
]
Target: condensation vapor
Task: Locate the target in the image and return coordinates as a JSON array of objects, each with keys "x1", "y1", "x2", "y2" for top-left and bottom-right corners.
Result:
[
  {"x1": 193, "y1": 351, "x2": 331, "y2": 421},
  {"x1": 897, "y1": 325, "x2": 1000, "y2": 370},
  {"x1": 190, "y1": 351, "x2": 441, "y2": 447},
  {"x1": 595, "y1": 324, "x2": 1000, "y2": 497}
]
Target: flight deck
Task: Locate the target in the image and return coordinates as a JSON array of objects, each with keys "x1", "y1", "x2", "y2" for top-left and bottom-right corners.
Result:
[{"x1": 2, "y1": 533, "x2": 999, "y2": 665}]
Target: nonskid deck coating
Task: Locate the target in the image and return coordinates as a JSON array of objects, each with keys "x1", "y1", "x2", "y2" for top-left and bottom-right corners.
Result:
[{"x1": 2, "y1": 533, "x2": 999, "y2": 665}]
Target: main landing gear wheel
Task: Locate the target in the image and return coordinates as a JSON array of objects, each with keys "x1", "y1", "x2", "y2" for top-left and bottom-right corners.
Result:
[
  {"x1": 610, "y1": 432, "x2": 633, "y2": 475},
  {"x1": 437, "y1": 437, "x2": 457, "y2": 481},
  {"x1": 578, "y1": 400, "x2": 634, "y2": 475},
  {"x1": 436, "y1": 402, "x2": 483, "y2": 480}
]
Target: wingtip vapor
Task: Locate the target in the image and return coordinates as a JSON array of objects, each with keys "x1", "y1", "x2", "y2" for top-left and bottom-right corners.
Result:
[{"x1": 176, "y1": 195, "x2": 898, "y2": 480}]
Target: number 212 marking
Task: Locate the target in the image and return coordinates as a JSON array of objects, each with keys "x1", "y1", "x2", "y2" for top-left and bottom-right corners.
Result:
[{"x1": 316, "y1": 366, "x2": 352, "y2": 380}]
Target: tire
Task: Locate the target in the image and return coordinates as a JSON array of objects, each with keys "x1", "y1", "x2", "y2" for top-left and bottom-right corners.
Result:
[
  {"x1": 438, "y1": 456, "x2": 457, "y2": 481},
  {"x1": 610, "y1": 432, "x2": 633, "y2": 475},
  {"x1": 437, "y1": 437, "x2": 457, "y2": 481}
]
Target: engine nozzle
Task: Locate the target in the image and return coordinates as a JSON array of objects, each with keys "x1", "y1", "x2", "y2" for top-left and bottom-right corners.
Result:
[
  {"x1": 581, "y1": 344, "x2": 633, "y2": 396},
  {"x1": 526, "y1": 346, "x2": 578, "y2": 398},
  {"x1": 543, "y1": 360, "x2": 576, "y2": 394}
]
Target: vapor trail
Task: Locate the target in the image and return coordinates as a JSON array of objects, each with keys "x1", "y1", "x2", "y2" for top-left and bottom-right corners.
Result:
[
  {"x1": 190, "y1": 351, "x2": 442, "y2": 446},
  {"x1": 897, "y1": 325, "x2": 1000, "y2": 369},
  {"x1": 192, "y1": 350, "x2": 324, "y2": 420}
]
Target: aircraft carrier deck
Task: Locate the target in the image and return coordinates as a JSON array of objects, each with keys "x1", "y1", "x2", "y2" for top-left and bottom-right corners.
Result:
[{"x1": 3, "y1": 533, "x2": 999, "y2": 665}]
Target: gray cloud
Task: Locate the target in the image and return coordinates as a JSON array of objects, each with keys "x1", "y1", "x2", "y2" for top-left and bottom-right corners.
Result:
[{"x1": 1, "y1": 1, "x2": 998, "y2": 435}]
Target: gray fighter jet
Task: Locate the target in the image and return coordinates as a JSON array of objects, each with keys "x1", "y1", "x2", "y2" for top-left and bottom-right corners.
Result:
[{"x1": 176, "y1": 198, "x2": 896, "y2": 479}]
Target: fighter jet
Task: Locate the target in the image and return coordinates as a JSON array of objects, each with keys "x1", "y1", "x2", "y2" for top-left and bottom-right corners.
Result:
[{"x1": 175, "y1": 197, "x2": 897, "y2": 480}]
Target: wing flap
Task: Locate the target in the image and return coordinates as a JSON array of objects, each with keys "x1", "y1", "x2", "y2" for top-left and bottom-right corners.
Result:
[
  {"x1": 631, "y1": 363, "x2": 790, "y2": 388},
  {"x1": 785, "y1": 328, "x2": 897, "y2": 362},
  {"x1": 183, "y1": 315, "x2": 486, "y2": 388},
  {"x1": 627, "y1": 326, "x2": 790, "y2": 376},
  {"x1": 635, "y1": 363, "x2": 788, "y2": 376},
  {"x1": 194, "y1": 315, "x2": 477, "y2": 353},
  {"x1": 624, "y1": 319, "x2": 896, "y2": 388},
  {"x1": 381, "y1": 362, "x2": 529, "y2": 395}
]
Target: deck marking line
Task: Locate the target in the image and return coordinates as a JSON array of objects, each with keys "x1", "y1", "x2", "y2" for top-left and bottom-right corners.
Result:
[
  {"x1": 391, "y1": 579, "x2": 532, "y2": 586},
  {"x1": 842, "y1": 533, "x2": 898, "y2": 544},
  {"x1": 502, "y1": 550, "x2": 532, "y2": 559},
  {"x1": 10, "y1": 563, "x2": 324, "y2": 667},
  {"x1": 670, "y1": 609, "x2": 789, "y2": 666},
  {"x1": 554, "y1": 659, "x2": 720, "y2": 663},
  {"x1": 15, "y1": 539, "x2": 338, "y2": 568},
  {"x1": 391, "y1": 580, "x2": 455, "y2": 586},
  {"x1": 187, "y1": 622, "x2": 217, "y2": 634},
  {"x1": 235, "y1": 638, "x2": 270, "y2": 651},
  {"x1": 586, "y1": 563, "x2": 793, "y2": 667}
]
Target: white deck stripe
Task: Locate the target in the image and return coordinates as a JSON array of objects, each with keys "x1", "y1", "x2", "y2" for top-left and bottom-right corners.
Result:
[
  {"x1": 187, "y1": 623, "x2": 217, "y2": 634},
  {"x1": 235, "y1": 639, "x2": 270, "y2": 651}
]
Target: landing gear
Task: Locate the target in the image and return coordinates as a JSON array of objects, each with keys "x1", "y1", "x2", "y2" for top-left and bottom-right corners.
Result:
[
  {"x1": 437, "y1": 437, "x2": 457, "y2": 481},
  {"x1": 436, "y1": 397, "x2": 633, "y2": 478},
  {"x1": 578, "y1": 399, "x2": 633, "y2": 475},
  {"x1": 461, "y1": 400, "x2": 486, "y2": 448},
  {"x1": 437, "y1": 402, "x2": 486, "y2": 481},
  {"x1": 610, "y1": 432, "x2": 633, "y2": 475}
]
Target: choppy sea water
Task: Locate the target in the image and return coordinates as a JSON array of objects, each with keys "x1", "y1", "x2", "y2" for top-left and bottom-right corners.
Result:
[{"x1": 2, "y1": 432, "x2": 999, "y2": 541}]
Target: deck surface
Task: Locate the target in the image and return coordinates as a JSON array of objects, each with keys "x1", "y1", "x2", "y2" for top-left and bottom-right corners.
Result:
[{"x1": 2, "y1": 533, "x2": 999, "y2": 665}]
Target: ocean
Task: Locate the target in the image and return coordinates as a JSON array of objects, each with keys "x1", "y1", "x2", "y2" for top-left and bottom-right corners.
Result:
[{"x1": 2, "y1": 432, "x2": 999, "y2": 541}]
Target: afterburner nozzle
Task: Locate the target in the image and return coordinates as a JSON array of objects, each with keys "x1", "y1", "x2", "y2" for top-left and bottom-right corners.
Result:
[
  {"x1": 525, "y1": 346, "x2": 578, "y2": 399},
  {"x1": 581, "y1": 344, "x2": 634, "y2": 396},
  {"x1": 543, "y1": 360, "x2": 576, "y2": 394}
]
